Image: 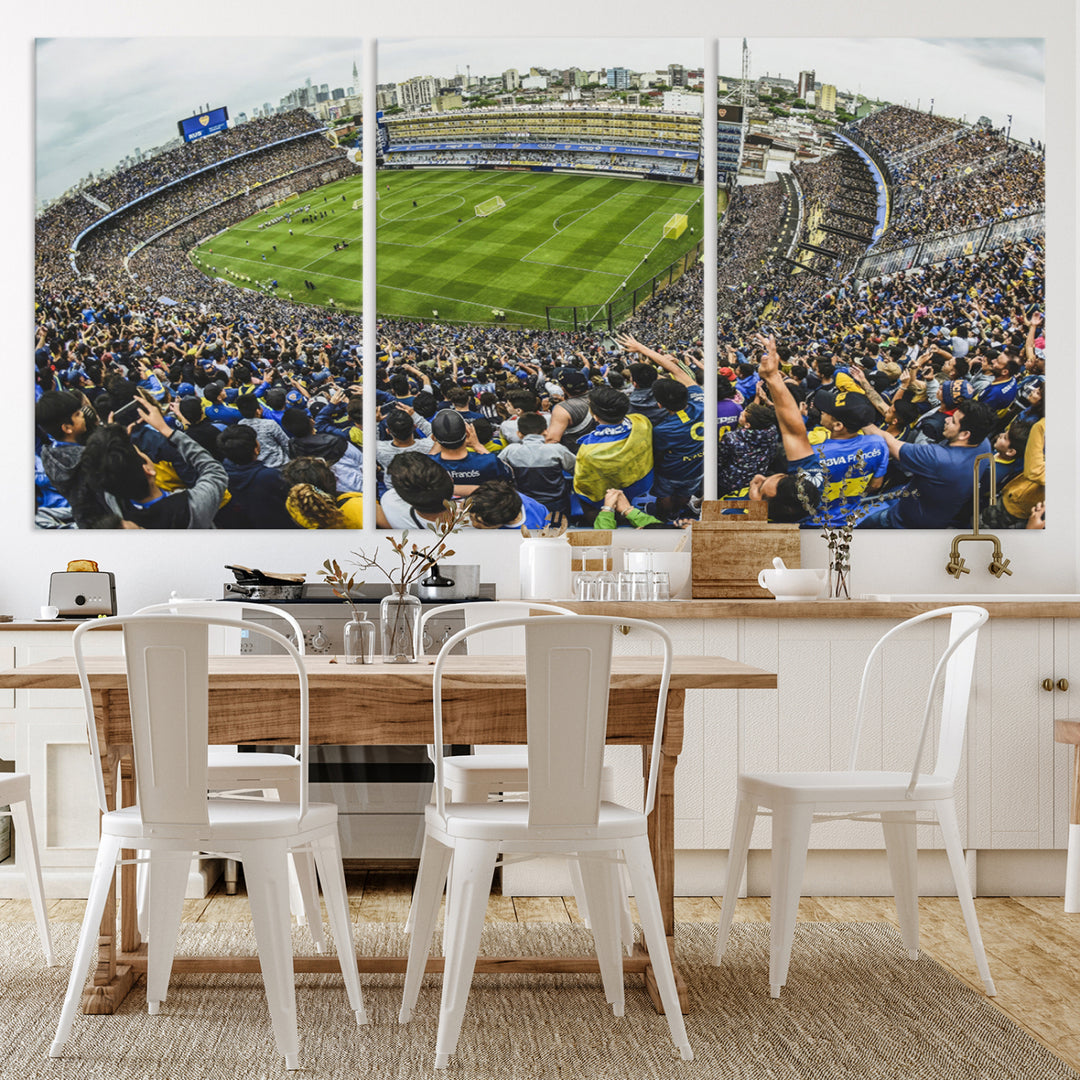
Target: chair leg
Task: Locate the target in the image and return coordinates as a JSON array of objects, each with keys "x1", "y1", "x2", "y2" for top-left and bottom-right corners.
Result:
[
  {"x1": 144, "y1": 851, "x2": 192, "y2": 1014},
  {"x1": 10, "y1": 797, "x2": 56, "y2": 966},
  {"x1": 768, "y1": 803, "x2": 814, "y2": 998},
  {"x1": 405, "y1": 784, "x2": 479, "y2": 943},
  {"x1": 434, "y1": 838, "x2": 499, "y2": 1070},
  {"x1": 569, "y1": 854, "x2": 634, "y2": 954},
  {"x1": 623, "y1": 836, "x2": 692, "y2": 1061},
  {"x1": 50, "y1": 835, "x2": 123, "y2": 1057},
  {"x1": 272, "y1": 779, "x2": 325, "y2": 949},
  {"x1": 568, "y1": 854, "x2": 591, "y2": 926},
  {"x1": 714, "y1": 793, "x2": 757, "y2": 966},
  {"x1": 400, "y1": 832, "x2": 453, "y2": 1024},
  {"x1": 617, "y1": 861, "x2": 635, "y2": 956},
  {"x1": 242, "y1": 840, "x2": 301, "y2": 1070},
  {"x1": 136, "y1": 849, "x2": 150, "y2": 940},
  {"x1": 937, "y1": 799, "x2": 996, "y2": 996},
  {"x1": 223, "y1": 857, "x2": 239, "y2": 895},
  {"x1": 310, "y1": 831, "x2": 366, "y2": 1025},
  {"x1": 404, "y1": 836, "x2": 448, "y2": 939},
  {"x1": 576, "y1": 852, "x2": 625, "y2": 1017},
  {"x1": 881, "y1": 810, "x2": 920, "y2": 959}
]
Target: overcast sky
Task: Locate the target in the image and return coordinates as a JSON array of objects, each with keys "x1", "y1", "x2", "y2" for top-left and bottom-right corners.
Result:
[{"x1": 35, "y1": 36, "x2": 1044, "y2": 204}]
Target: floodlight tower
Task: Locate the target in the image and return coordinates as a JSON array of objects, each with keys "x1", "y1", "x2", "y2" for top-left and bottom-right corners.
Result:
[{"x1": 741, "y1": 37, "x2": 750, "y2": 111}]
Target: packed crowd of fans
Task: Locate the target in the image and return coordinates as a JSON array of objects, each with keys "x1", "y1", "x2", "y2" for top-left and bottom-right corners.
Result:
[
  {"x1": 33, "y1": 103, "x2": 1046, "y2": 533},
  {"x1": 853, "y1": 105, "x2": 959, "y2": 158},
  {"x1": 853, "y1": 106, "x2": 1045, "y2": 249},
  {"x1": 54, "y1": 111, "x2": 326, "y2": 213}
]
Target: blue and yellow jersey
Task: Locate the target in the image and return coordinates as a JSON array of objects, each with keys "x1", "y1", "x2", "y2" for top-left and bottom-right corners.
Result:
[
  {"x1": 573, "y1": 414, "x2": 653, "y2": 505},
  {"x1": 652, "y1": 386, "x2": 706, "y2": 488},
  {"x1": 810, "y1": 433, "x2": 889, "y2": 527}
]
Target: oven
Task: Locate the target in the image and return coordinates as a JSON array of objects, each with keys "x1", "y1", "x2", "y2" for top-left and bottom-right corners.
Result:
[{"x1": 220, "y1": 582, "x2": 495, "y2": 865}]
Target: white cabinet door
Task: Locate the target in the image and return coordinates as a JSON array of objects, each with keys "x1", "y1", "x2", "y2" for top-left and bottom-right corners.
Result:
[
  {"x1": 9, "y1": 630, "x2": 119, "y2": 873},
  {"x1": 17, "y1": 717, "x2": 99, "y2": 866},
  {"x1": 0, "y1": 644, "x2": 14, "y2": 759},
  {"x1": 973, "y1": 618, "x2": 1056, "y2": 849},
  {"x1": 1053, "y1": 619, "x2": 1080, "y2": 848}
]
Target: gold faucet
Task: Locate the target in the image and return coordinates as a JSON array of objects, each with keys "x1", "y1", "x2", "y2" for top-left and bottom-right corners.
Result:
[{"x1": 945, "y1": 452, "x2": 1013, "y2": 579}]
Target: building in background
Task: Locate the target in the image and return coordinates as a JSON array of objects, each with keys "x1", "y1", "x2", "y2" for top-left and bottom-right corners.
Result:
[
  {"x1": 399, "y1": 75, "x2": 437, "y2": 110},
  {"x1": 664, "y1": 89, "x2": 703, "y2": 115}
]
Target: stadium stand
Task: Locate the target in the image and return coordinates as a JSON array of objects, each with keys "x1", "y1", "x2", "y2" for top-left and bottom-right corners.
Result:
[{"x1": 382, "y1": 106, "x2": 701, "y2": 181}]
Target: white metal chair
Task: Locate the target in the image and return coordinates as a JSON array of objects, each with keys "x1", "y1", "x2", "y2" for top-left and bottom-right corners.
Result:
[
  {"x1": 0, "y1": 773, "x2": 56, "y2": 965},
  {"x1": 399, "y1": 615, "x2": 691, "y2": 1069},
  {"x1": 52, "y1": 614, "x2": 365, "y2": 1070},
  {"x1": 411, "y1": 601, "x2": 631, "y2": 949},
  {"x1": 713, "y1": 605, "x2": 995, "y2": 999},
  {"x1": 134, "y1": 599, "x2": 321, "y2": 944}
]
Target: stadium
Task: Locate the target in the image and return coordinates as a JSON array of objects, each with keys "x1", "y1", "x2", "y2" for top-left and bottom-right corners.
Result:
[{"x1": 34, "y1": 77, "x2": 1046, "y2": 532}]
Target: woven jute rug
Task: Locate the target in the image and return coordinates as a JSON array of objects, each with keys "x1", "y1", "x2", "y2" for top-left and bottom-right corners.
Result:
[{"x1": 0, "y1": 921, "x2": 1073, "y2": 1080}]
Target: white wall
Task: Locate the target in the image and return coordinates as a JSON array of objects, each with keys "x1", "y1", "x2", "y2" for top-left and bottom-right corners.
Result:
[{"x1": 6, "y1": 3, "x2": 1076, "y2": 618}]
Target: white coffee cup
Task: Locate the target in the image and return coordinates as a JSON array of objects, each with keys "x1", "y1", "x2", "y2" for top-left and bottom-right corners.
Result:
[{"x1": 39, "y1": 605, "x2": 60, "y2": 620}]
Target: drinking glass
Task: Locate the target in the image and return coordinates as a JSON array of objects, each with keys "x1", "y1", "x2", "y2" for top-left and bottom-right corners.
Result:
[
  {"x1": 618, "y1": 571, "x2": 648, "y2": 601},
  {"x1": 574, "y1": 573, "x2": 591, "y2": 601},
  {"x1": 596, "y1": 572, "x2": 617, "y2": 601},
  {"x1": 649, "y1": 571, "x2": 671, "y2": 602}
]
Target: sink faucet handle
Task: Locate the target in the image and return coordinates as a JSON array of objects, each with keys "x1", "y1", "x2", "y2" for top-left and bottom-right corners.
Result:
[
  {"x1": 945, "y1": 557, "x2": 969, "y2": 579},
  {"x1": 989, "y1": 557, "x2": 1013, "y2": 578}
]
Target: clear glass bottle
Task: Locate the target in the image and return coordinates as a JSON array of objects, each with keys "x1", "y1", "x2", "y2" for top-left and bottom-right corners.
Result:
[
  {"x1": 343, "y1": 612, "x2": 375, "y2": 665},
  {"x1": 380, "y1": 586, "x2": 422, "y2": 663}
]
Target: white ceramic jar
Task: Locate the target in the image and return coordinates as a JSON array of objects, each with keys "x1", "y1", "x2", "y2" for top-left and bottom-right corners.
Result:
[{"x1": 519, "y1": 536, "x2": 573, "y2": 600}]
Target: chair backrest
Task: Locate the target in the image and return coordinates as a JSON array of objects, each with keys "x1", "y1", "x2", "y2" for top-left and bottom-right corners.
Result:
[
  {"x1": 134, "y1": 599, "x2": 305, "y2": 655},
  {"x1": 72, "y1": 614, "x2": 308, "y2": 826},
  {"x1": 431, "y1": 615, "x2": 672, "y2": 826},
  {"x1": 420, "y1": 601, "x2": 574, "y2": 656},
  {"x1": 846, "y1": 606, "x2": 988, "y2": 794}
]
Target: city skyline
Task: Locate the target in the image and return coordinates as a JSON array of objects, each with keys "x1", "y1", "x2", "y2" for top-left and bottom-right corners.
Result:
[
  {"x1": 35, "y1": 38, "x2": 361, "y2": 204},
  {"x1": 35, "y1": 36, "x2": 1044, "y2": 205}
]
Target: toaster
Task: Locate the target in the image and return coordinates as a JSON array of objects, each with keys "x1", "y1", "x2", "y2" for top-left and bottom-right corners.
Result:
[{"x1": 48, "y1": 572, "x2": 116, "y2": 618}]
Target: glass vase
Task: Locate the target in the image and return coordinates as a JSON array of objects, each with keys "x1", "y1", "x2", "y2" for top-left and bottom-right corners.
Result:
[
  {"x1": 823, "y1": 527, "x2": 853, "y2": 599},
  {"x1": 380, "y1": 587, "x2": 421, "y2": 664},
  {"x1": 343, "y1": 614, "x2": 374, "y2": 665}
]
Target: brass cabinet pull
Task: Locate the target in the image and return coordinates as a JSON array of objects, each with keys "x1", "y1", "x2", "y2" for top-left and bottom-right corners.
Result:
[
  {"x1": 1059, "y1": 678, "x2": 1071, "y2": 692},
  {"x1": 1043, "y1": 678, "x2": 1055, "y2": 692}
]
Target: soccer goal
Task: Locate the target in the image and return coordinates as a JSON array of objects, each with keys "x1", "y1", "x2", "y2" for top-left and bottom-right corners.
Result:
[
  {"x1": 474, "y1": 195, "x2": 506, "y2": 218},
  {"x1": 663, "y1": 213, "x2": 688, "y2": 240}
]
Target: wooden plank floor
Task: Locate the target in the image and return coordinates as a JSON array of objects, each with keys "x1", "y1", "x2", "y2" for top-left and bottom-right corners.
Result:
[{"x1": 3, "y1": 877, "x2": 1079, "y2": 1071}]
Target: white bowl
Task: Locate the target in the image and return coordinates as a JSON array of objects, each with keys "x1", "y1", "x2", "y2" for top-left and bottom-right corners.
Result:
[
  {"x1": 622, "y1": 551, "x2": 693, "y2": 599},
  {"x1": 757, "y1": 568, "x2": 826, "y2": 601}
]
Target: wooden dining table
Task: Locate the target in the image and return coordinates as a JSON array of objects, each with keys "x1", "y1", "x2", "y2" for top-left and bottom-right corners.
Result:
[{"x1": 1, "y1": 652, "x2": 775, "y2": 1015}]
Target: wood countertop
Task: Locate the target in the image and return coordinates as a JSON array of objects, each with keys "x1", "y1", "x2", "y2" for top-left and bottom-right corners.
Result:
[
  {"x1": 1, "y1": 597, "x2": 1079, "y2": 629},
  {"x1": 554, "y1": 598, "x2": 1080, "y2": 619}
]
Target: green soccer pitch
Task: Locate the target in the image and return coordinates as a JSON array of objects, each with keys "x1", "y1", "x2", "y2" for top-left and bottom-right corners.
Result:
[{"x1": 191, "y1": 169, "x2": 704, "y2": 328}]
